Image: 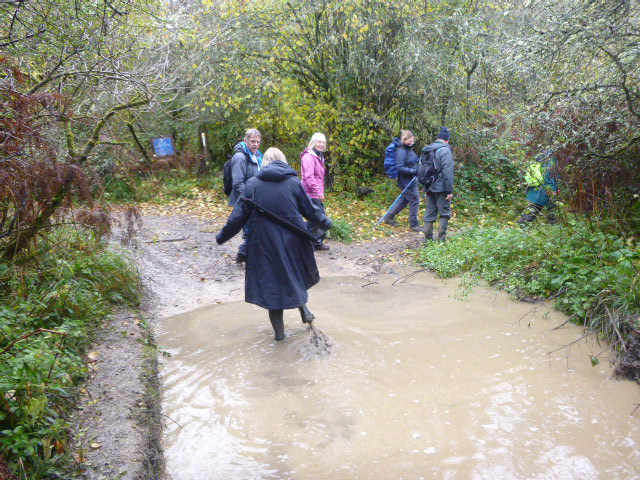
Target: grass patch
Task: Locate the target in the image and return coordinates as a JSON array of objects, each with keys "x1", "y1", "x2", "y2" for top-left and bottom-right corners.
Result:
[
  {"x1": 326, "y1": 218, "x2": 354, "y2": 243},
  {"x1": 0, "y1": 229, "x2": 141, "y2": 478},
  {"x1": 104, "y1": 171, "x2": 224, "y2": 204},
  {"x1": 324, "y1": 179, "x2": 416, "y2": 241}
]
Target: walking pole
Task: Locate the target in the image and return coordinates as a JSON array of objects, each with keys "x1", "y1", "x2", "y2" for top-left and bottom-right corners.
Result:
[{"x1": 376, "y1": 176, "x2": 417, "y2": 226}]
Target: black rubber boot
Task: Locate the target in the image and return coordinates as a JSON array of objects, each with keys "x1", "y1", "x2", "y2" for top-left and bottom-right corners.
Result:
[
  {"x1": 268, "y1": 309, "x2": 285, "y2": 341},
  {"x1": 437, "y1": 217, "x2": 450, "y2": 242},
  {"x1": 299, "y1": 305, "x2": 315, "y2": 324},
  {"x1": 423, "y1": 221, "x2": 434, "y2": 242}
]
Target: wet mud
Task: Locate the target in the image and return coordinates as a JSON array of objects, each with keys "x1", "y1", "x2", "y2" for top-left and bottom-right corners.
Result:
[{"x1": 159, "y1": 270, "x2": 640, "y2": 480}]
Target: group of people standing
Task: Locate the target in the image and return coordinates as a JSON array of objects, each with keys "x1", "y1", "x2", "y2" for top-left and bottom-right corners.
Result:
[
  {"x1": 216, "y1": 129, "x2": 332, "y2": 341},
  {"x1": 381, "y1": 127, "x2": 455, "y2": 242},
  {"x1": 215, "y1": 126, "x2": 458, "y2": 342},
  {"x1": 215, "y1": 126, "x2": 559, "y2": 342}
]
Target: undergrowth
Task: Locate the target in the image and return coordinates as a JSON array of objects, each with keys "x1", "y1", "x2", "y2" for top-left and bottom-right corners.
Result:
[
  {"x1": 104, "y1": 170, "x2": 217, "y2": 204},
  {"x1": 0, "y1": 228, "x2": 141, "y2": 478},
  {"x1": 418, "y1": 219, "x2": 640, "y2": 379}
]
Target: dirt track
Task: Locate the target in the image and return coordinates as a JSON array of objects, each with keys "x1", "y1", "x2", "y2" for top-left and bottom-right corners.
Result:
[{"x1": 71, "y1": 211, "x2": 423, "y2": 480}]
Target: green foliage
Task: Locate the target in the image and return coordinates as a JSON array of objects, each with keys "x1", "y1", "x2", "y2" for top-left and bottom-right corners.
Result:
[
  {"x1": 454, "y1": 138, "x2": 527, "y2": 221},
  {"x1": 195, "y1": 0, "x2": 502, "y2": 186},
  {"x1": 0, "y1": 230, "x2": 141, "y2": 476},
  {"x1": 104, "y1": 171, "x2": 216, "y2": 204},
  {"x1": 326, "y1": 219, "x2": 354, "y2": 243},
  {"x1": 418, "y1": 220, "x2": 640, "y2": 348},
  {"x1": 103, "y1": 176, "x2": 144, "y2": 203}
]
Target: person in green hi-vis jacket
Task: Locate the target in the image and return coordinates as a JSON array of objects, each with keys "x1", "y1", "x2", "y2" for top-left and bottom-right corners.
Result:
[{"x1": 517, "y1": 150, "x2": 560, "y2": 226}]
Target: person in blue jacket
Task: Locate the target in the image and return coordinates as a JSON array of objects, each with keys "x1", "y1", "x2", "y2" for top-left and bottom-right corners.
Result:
[
  {"x1": 517, "y1": 151, "x2": 559, "y2": 226},
  {"x1": 216, "y1": 148, "x2": 332, "y2": 341},
  {"x1": 228, "y1": 128, "x2": 263, "y2": 263},
  {"x1": 381, "y1": 130, "x2": 422, "y2": 231}
]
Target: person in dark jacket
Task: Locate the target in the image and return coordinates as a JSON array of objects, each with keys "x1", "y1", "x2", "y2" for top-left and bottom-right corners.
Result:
[
  {"x1": 228, "y1": 128, "x2": 263, "y2": 263},
  {"x1": 423, "y1": 127, "x2": 455, "y2": 242},
  {"x1": 381, "y1": 130, "x2": 422, "y2": 231},
  {"x1": 517, "y1": 151, "x2": 559, "y2": 226},
  {"x1": 216, "y1": 147, "x2": 332, "y2": 341}
]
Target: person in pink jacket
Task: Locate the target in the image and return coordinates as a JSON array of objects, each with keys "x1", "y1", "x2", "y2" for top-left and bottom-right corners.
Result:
[{"x1": 300, "y1": 132, "x2": 329, "y2": 251}]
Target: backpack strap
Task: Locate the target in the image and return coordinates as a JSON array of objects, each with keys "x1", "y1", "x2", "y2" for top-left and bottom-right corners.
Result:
[
  {"x1": 421, "y1": 144, "x2": 446, "y2": 168},
  {"x1": 431, "y1": 144, "x2": 447, "y2": 174},
  {"x1": 242, "y1": 196, "x2": 319, "y2": 242},
  {"x1": 240, "y1": 152, "x2": 253, "y2": 182}
]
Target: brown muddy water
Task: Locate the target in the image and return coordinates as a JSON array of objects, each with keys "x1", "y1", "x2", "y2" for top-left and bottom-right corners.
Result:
[{"x1": 158, "y1": 272, "x2": 640, "y2": 480}]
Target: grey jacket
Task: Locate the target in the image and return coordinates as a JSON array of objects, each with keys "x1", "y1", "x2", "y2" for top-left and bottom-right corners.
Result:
[{"x1": 427, "y1": 140, "x2": 454, "y2": 195}]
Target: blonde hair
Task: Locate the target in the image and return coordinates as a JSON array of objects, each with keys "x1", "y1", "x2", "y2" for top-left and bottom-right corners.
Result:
[
  {"x1": 262, "y1": 147, "x2": 287, "y2": 167},
  {"x1": 307, "y1": 132, "x2": 327, "y2": 150},
  {"x1": 400, "y1": 130, "x2": 414, "y2": 142}
]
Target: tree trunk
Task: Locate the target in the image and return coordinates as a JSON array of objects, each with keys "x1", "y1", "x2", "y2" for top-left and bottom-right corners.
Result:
[{"x1": 127, "y1": 123, "x2": 151, "y2": 164}]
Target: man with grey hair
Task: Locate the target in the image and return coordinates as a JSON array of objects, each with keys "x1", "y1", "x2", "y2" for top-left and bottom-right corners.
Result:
[{"x1": 229, "y1": 128, "x2": 263, "y2": 262}]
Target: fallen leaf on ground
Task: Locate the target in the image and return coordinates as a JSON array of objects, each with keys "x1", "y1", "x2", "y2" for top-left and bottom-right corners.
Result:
[{"x1": 86, "y1": 351, "x2": 99, "y2": 362}]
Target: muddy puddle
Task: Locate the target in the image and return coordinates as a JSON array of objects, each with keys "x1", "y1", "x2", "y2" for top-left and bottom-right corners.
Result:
[{"x1": 158, "y1": 271, "x2": 640, "y2": 479}]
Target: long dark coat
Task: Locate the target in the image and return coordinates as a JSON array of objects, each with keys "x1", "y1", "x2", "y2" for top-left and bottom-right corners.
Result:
[{"x1": 216, "y1": 161, "x2": 332, "y2": 310}]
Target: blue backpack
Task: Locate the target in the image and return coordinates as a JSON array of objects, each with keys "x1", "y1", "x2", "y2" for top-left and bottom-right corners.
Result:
[{"x1": 384, "y1": 138, "x2": 400, "y2": 179}]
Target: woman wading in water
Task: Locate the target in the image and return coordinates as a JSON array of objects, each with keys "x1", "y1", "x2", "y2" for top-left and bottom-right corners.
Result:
[{"x1": 216, "y1": 147, "x2": 332, "y2": 341}]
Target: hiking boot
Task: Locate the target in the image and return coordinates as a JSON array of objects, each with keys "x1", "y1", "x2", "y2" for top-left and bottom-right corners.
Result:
[
  {"x1": 410, "y1": 225, "x2": 423, "y2": 232},
  {"x1": 235, "y1": 253, "x2": 247, "y2": 263},
  {"x1": 299, "y1": 305, "x2": 315, "y2": 324},
  {"x1": 315, "y1": 243, "x2": 330, "y2": 251},
  {"x1": 383, "y1": 217, "x2": 398, "y2": 227}
]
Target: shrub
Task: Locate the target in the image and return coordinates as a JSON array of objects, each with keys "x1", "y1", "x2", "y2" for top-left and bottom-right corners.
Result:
[
  {"x1": 0, "y1": 229, "x2": 141, "y2": 476},
  {"x1": 327, "y1": 218, "x2": 354, "y2": 243}
]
